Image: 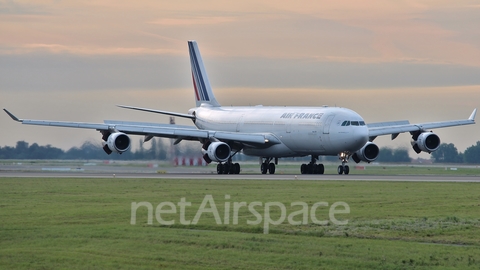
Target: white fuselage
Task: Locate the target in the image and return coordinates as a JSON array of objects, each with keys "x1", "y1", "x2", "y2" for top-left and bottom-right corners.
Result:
[{"x1": 191, "y1": 105, "x2": 369, "y2": 157}]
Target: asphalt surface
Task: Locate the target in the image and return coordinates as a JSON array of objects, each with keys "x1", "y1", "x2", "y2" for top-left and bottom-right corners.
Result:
[{"x1": 1, "y1": 165, "x2": 480, "y2": 182}]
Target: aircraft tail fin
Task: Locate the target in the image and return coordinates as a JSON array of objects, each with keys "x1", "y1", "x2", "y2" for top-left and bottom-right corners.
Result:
[{"x1": 188, "y1": 40, "x2": 220, "y2": 107}]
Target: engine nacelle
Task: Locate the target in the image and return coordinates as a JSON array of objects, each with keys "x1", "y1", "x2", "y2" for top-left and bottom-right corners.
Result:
[
  {"x1": 103, "y1": 132, "x2": 131, "y2": 154},
  {"x1": 411, "y1": 132, "x2": 440, "y2": 154},
  {"x1": 202, "y1": 142, "x2": 231, "y2": 163},
  {"x1": 352, "y1": 142, "x2": 379, "y2": 163}
]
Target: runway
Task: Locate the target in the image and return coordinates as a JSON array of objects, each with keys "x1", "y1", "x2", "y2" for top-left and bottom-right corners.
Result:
[
  {"x1": 1, "y1": 171, "x2": 480, "y2": 182},
  {"x1": 2, "y1": 161, "x2": 480, "y2": 182}
]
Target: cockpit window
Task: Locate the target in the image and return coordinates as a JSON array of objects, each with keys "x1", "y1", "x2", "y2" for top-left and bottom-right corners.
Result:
[{"x1": 342, "y1": 120, "x2": 365, "y2": 126}]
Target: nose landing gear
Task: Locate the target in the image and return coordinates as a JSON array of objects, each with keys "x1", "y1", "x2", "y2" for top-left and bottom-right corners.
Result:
[{"x1": 337, "y1": 152, "x2": 350, "y2": 175}]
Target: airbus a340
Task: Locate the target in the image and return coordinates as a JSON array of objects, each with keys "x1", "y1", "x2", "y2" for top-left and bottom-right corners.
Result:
[{"x1": 4, "y1": 41, "x2": 477, "y2": 175}]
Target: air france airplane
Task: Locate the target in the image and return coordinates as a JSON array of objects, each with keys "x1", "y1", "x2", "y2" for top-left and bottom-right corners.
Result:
[{"x1": 4, "y1": 41, "x2": 477, "y2": 175}]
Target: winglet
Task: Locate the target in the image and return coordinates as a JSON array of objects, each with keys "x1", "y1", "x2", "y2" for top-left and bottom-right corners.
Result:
[
  {"x1": 3, "y1": 109, "x2": 23, "y2": 122},
  {"x1": 469, "y1": 108, "x2": 477, "y2": 121}
]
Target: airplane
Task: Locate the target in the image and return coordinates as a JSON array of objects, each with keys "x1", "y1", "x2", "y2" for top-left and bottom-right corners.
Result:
[{"x1": 4, "y1": 40, "x2": 477, "y2": 175}]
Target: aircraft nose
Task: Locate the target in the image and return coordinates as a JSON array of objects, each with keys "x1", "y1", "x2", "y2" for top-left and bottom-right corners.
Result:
[{"x1": 353, "y1": 126, "x2": 369, "y2": 149}]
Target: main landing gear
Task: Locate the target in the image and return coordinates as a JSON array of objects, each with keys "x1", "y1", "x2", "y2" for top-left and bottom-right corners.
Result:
[
  {"x1": 300, "y1": 155, "x2": 325, "y2": 174},
  {"x1": 337, "y1": 152, "x2": 350, "y2": 175},
  {"x1": 217, "y1": 159, "x2": 240, "y2": 174},
  {"x1": 260, "y1": 157, "x2": 277, "y2": 174}
]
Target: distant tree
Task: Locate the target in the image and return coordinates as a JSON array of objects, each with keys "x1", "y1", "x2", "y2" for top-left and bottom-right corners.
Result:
[
  {"x1": 432, "y1": 143, "x2": 461, "y2": 163},
  {"x1": 0, "y1": 141, "x2": 64, "y2": 159},
  {"x1": 0, "y1": 146, "x2": 15, "y2": 159},
  {"x1": 377, "y1": 147, "x2": 394, "y2": 162},
  {"x1": 150, "y1": 138, "x2": 158, "y2": 159},
  {"x1": 15, "y1": 141, "x2": 29, "y2": 159},
  {"x1": 392, "y1": 148, "x2": 411, "y2": 162},
  {"x1": 464, "y1": 141, "x2": 480, "y2": 164},
  {"x1": 43, "y1": 145, "x2": 64, "y2": 159},
  {"x1": 376, "y1": 147, "x2": 410, "y2": 163},
  {"x1": 27, "y1": 143, "x2": 63, "y2": 159},
  {"x1": 137, "y1": 138, "x2": 145, "y2": 159},
  {"x1": 157, "y1": 138, "x2": 167, "y2": 160},
  {"x1": 140, "y1": 138, "x2": 156, "y2": 160}
]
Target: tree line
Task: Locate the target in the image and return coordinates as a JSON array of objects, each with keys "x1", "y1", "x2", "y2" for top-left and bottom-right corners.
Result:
[
  {"x1": 0, "y1": 139, "x2": 188, "y2": 160},
  {"x1": 431, "y1": 142, "x2": 480, "y2": 163},
  {"x1": 1, "y1": 140, "x2": 480, "y2": 163}
]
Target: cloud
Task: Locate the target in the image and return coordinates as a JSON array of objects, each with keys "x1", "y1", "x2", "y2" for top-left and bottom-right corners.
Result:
[
  {"x1": 2, "y1": 52, "x2": 480, "y2": 95},
  {"x1": 0, "y1": 53, "x2": 190, "y2": 92},
  {"x1": 148, "y1": 16, "x2": 236, "y2": 26},
  {"x1": 0, "y1": 0, "x2": 50, "y2": 15},
  {"x1": 1, "y1": 1, "x2": 480, "y2": 66},
  {"x1": 19, "y1": 43, "x2": 181, "y2": 55},
  {"x1": 1, "y1": 0, "x2": 480, "y2": 153}
]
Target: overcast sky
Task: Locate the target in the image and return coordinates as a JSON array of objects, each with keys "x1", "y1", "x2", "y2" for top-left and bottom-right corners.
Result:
[{"x1": 1, "y1": 0, "x2": 480, "y2": 158}]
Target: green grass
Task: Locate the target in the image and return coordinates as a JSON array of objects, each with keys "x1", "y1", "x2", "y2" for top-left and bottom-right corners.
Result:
[{"x1": 1, "y1": 177, "x2": 480, "y2": 269}]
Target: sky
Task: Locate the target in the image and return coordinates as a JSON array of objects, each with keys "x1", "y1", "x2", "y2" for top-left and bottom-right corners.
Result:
[{"x1": 1, "y1": 0, "x2": 480, "y2": 158}]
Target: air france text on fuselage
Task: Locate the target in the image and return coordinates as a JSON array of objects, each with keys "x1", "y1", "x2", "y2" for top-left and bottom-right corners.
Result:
[{"x1": 280, "y1": 112, "x2": 324, "y2": 119}]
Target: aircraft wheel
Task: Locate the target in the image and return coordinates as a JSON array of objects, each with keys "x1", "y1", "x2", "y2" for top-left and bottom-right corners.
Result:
[
  {"x1": 318, "y1": 164, "x2": 325, "y2": 174},
  {"x1": 306, "y1": 164, "x2": 311, "y2": 174},
  {"x1": 337, "y1": 165, "x2": 344, "y2": 175},
  {"x1": 268, "y1": 163, "x2": 276, "y2": 174},
  {"x1": 217, "y1": 163, "x2": 223, "y2": 174},
  {"x1": 344, "y1": 165, "x2": 350, "y2": 175},
  {"x1": 229, "y1": 164, "x2": 236, "y2": 174},
  {"x1": 234, "y1": 163, "x2": 241, "y2": 174},
  {"x1": 300, "y1": 164, "x2": 307, "y2": 174},
  {"x1": 313, "y1": 164, "x2": 320, "y2": 174},
  {"x1": 261, "y1": 163, "x2": 267, "y2": 174},
  {"x1": 223, "y1": 163, "x2": 230, "y2": 174}
]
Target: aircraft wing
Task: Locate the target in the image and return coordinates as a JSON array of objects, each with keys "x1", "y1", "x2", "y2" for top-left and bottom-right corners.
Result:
[
  {"x1": 3, "y1": 109, "x2": 279, "y2": 147},
  {"x1": 367, "y1": 109, "x2": 476, "y2": 140}
]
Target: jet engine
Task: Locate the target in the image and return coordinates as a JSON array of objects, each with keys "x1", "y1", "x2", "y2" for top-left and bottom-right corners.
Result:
[
  {"x1": 411, "y1": 132, "x2": 440, "y2": 154},
  {"x1": 102, "y1": 132, "x2": 131, "y2": 154},
  {"x1": 352, "y1": 142, "x2": 379, "y2": 163},
  {"x1": 202, "y1": 141, "x2": 231, "y2": 163}
]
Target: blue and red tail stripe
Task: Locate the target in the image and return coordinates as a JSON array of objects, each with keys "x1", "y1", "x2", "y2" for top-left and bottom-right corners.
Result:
[{"x1": 189, "y1": 42, "x2": 210, "y2": 102}]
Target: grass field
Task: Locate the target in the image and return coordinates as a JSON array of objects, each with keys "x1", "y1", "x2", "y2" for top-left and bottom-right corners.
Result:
[{"x1": 1, "y1": 177, "x2": 480, "y2": 269}]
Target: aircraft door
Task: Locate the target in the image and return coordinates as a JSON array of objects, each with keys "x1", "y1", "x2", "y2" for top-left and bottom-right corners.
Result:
[
  {"x1": 323, "y1": 115, "x2": 335, "y2": 134},
  {"x1": 236, "y1": 114, "x2": 245, "y2": 132}
]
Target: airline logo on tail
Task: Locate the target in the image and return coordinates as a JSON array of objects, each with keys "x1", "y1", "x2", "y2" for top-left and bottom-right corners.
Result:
[
  {"x1": 188, "y1": 41, "x2": 220, "y2": 107},
  {"x1": 189, "y1": 41, "x2": 210, "y2": 102}
]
